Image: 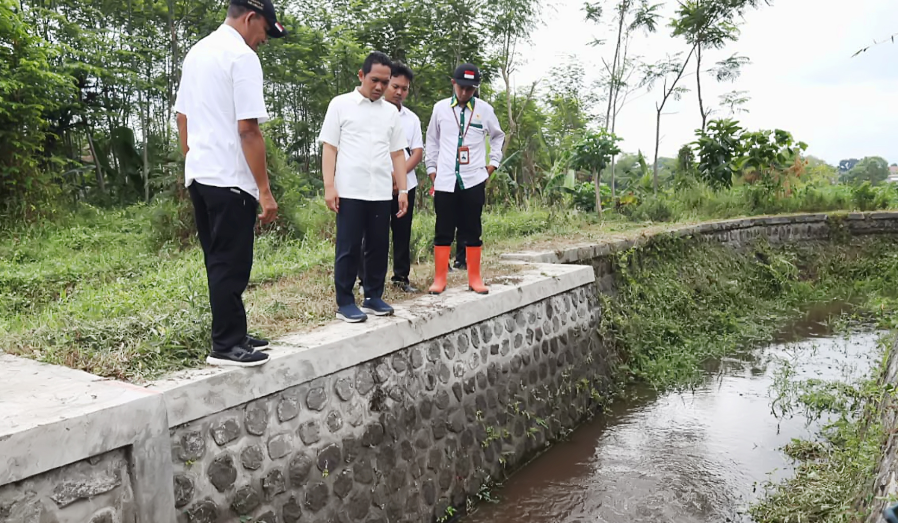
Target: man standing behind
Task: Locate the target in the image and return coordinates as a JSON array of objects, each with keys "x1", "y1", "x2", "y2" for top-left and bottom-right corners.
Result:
[
  {"x1": 425, "y1": 63, "x2": 505, "y2": 295},
  {"x1": 319, "y1": 51, "x2": 409, "y2": 323},
  {"x1": 174, "y1": 0, "x2": 286, "y2": 367},
  {"x1": 359, "y1": 62, "x2": 424, "y2": 294}
]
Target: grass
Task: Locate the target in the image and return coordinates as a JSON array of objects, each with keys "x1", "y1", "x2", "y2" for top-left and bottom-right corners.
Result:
[
  {"x1": 748, "y1": 330, "x2": 895, "y2": 523},
  {"x1": 2, "y1": 179, "x2": 898, "y2": 382},
  {"x1": 598, "y1": 233, "x2": 898, "y2": 390},
  {"x1": 1, "y1": 200, "x2": 651, "y2": 381}
]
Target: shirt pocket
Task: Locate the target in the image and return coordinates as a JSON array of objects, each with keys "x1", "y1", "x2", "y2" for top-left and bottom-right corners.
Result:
[{"x1": 464, "y1": 124, "x2": 485, "y2": 144}]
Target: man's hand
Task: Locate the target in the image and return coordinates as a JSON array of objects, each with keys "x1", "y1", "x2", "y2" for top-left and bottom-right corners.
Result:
[
  {"x1": 258, "y1": 190, "x2": 278, "y2": 225},
  {"x1": 396, "y1": 192, "x2": 408, "y2": 218},
  {"x1": 325, "y1": 185, "x2": 340, "y2": 213},
  {"x1": 487, "y1": 165, "x2": 497, "y2": 176}
]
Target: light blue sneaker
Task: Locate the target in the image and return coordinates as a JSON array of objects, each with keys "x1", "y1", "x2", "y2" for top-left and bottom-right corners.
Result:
[
  {"x1": 336, "y1": 304, "x2": 368, "y2": 323},
  {"x1": 361, "y1": 297, "x2": 394, "y2": 316}
]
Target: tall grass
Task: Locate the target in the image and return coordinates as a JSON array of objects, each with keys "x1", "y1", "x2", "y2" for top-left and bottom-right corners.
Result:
[
  {"x1": 619, "y1": 181, "x2": 898, "y2": 224},
  {"x1": 0, "y1": 197, "x2": 597, "y2": 381},
  {"x1": 4, "y1": 177, "x2": 898, "y2": 381}
]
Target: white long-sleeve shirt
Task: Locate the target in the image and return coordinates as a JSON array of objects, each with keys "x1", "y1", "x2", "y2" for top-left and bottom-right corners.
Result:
[{"x1": 425, "y1": 96, "x2": 505, "y2": 192}]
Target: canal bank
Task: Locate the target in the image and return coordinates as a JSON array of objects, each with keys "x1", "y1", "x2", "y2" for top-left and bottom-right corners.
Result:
[
  {"x1": 3, "y1": 212, "x2": 898, "y2": 523},
  {"x1": 463, "y1": 304, "x2": 887, "y2": 523}
]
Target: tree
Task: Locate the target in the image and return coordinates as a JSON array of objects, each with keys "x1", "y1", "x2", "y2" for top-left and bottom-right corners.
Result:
[
  {"x1": 587, "y1": 0, "x2": 661, "y2": 130},
  {"x1": 718, "y1": 89, "x2": 750, "y2": 117},
  {"x1": 570, "y1": 129, "x2": 622, "y2": 214},
  {"x1": 543, "y1": 57, "x2": 597, "y2": 156},
  {"x1": 842, "y1": 157, "x2": 890, "y2": 186},
  {"x1": 671, "y1": 0, "x2": 763, "y2": 131},
  {"x1": 740, "y1": 128, "x2": 807, "y2": 197},
  {"x1": 486, "y1": 0, "x2": 542, "y2": 157},
  {"x1": 838, "y1": 158, "x2": 860, "y2": 173},
  {"x1": 587, "y1": 0, "x2": 661, "y2": 199},
  {"x1": 0, "y1": 0, "x2": 74, "y2": 215},
  {"x1": 642, "y1": 52, "x2": 694, "y2": 194},
  {"x1": 802, "y1": 156, "x2": 838, "y2": 186}
]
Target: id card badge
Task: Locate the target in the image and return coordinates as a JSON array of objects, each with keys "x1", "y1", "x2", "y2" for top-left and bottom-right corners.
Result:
[{"x1": 458, "y1": 146, "x2": 470, "y2": 165}]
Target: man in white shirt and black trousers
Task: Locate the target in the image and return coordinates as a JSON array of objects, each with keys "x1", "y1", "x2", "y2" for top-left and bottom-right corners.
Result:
[
  {"x1": 174, "y1": 0, "x2": 286, "y2": 367},
  {"x1": 319, "y1": 52, "x2": 409, "y2": 323},
  {"x1": 425, "y1": 63, "x2": 505, "y2": 295},
  {"x1": 358, "y1": 62, "x2": 424, "y2": 294}
]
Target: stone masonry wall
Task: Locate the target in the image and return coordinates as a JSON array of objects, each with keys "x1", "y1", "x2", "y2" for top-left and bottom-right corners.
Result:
[
  {"x1": 0, "y1": 448, "x2": 135, "y2": 523},
  {"x1": 577, "y1": 213, "x2": 898, "y2": 294},
  {"x1": 169, "y1": 285, "x2": 614, "y2": 523}
]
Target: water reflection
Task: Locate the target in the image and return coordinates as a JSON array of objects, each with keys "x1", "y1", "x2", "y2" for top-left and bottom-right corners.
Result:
[{"x1": 464, "y1": 303, "x2": 882, "y2": 523}]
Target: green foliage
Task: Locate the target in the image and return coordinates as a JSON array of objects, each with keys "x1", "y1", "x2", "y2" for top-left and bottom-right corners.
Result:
[
  {"x1": 601, "y1": 236, "x2": 898, "y2": 391},
  {"x1": 0, "y1": 0, "x2": 74, "y2": 217},
  {"x1": 693, "y1": 118, "x2": 744, "y2": 189},
  {"x1": 841, "y1": 156, "x2": 890, "y2": 186},
  {"x1": 563, "y1": 181, "x2": 612, "y2": 213},
  {"x1": 570, "y1": 129, "x2": 622, "y2": 213}
]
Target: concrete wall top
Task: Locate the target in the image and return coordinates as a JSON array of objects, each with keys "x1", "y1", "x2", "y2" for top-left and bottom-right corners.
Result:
[
  {"x1": 0, "y1": 355, "x2": 168, "y2": 485},
  {"x1": 500, "y1": 211, "x2": 898, "y2": 265},
  {"x1": 149, "y1": 262, "x2": 594, "y2": 428}
]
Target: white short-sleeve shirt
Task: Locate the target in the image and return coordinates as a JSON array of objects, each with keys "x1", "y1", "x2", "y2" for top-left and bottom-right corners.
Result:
[
  {"x1": 398, "y1": 106, "x2": 424, "y2": 191},
  {"x1": 173, "y1": 24, "x2": 269, "y2": 200},
  {"x1": 318, "y1": 89, "x2": 407, "y2": 202}
]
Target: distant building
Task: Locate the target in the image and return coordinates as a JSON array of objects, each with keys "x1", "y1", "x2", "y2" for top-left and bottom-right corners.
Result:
[{"x1": 889, "y1": 165, "x2": 898, "y2": 183}]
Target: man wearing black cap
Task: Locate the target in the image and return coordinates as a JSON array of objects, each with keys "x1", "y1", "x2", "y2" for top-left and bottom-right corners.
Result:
[
  {"x1": 173, "y1": 0, "x2": 286, "y2": 367},
  {"x1": 425, "y1": 63, "x2": 505, "y2": 295}
]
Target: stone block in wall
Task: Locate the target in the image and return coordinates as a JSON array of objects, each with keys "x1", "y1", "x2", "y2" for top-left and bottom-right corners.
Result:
[{"x1": 0, "y1": 448, "x2": 134, "y2": 523}]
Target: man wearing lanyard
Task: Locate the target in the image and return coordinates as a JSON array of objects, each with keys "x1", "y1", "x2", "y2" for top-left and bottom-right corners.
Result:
[
  {"x1": 358, "y1": 62, "x2": 424, "y2": 294},
  {"x1": 425, "y1": 63, "x2": 505, "y2": 295},
  {"x1": 319, "y1": 51, "x2": 409, "y2": 323},
  {"x1": 174, "y1": 0, "x2": 286, "y2": 367}
]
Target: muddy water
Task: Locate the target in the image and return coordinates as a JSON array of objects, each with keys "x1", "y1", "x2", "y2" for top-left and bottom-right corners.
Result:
[{"x1": 464, "y1": 303, "x2": 883, "y2": 523}]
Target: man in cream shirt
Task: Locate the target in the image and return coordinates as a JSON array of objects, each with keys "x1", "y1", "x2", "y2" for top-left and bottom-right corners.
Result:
[{"x1": 318, "y1": 51, "x2": 409, "y2": 323}]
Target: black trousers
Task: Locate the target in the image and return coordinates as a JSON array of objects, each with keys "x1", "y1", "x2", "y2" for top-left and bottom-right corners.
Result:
[
  {"x1": 337, "y1": 198, "x2": 390, "y2": 307},
  {"x1": 188, "y1": 182, "x2": 256, "y2": 353},
  {"x1": 359, "y1": 188, "x2": 417, "y2": 285},
  {"x1": 434, "y1": 180, "x2": 485, "y2": 248},
  {"x1": 390, "y1": 187, "x2": 416, "y2": 282}
]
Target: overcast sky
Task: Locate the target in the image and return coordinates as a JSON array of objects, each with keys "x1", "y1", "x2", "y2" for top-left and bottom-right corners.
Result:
[{"x1": 509, "y1": 0, "x2": 898, "y2": 165}]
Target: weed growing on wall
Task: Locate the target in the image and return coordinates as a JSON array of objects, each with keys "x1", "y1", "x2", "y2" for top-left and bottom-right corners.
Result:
[
  {"x1": 598, "y1": 235, "x2": 898, "y2": 390},
  {"x1": 595, "y1": 235, "x2": 898, "y2": 522}
]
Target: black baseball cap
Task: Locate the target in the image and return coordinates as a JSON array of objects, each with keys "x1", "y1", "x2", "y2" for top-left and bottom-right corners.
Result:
[
  {"x1": 453, "y1": 63, "x2": 481, "y2": 87},
  {"x1": 231, "y1": 0, "x2": 287, "y2": 38}
]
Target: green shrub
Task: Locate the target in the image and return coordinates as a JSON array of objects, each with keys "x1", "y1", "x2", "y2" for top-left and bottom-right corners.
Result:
[
  {"x1": 625, "y1": 196, "x2": 677, "y2": 223},
  {"x1": 148, "y1": 194, "x2": 196, "y2": 250}
]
